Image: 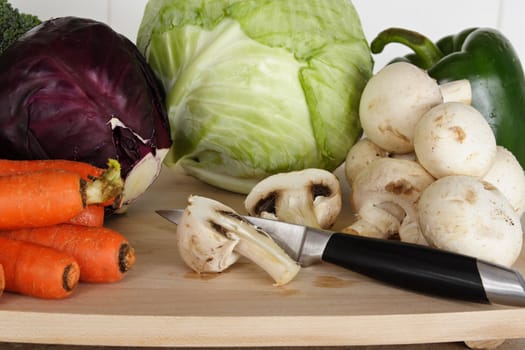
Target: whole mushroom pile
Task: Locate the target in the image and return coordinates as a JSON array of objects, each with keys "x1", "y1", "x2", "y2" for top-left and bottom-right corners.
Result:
[
  {"x1": 174, "y1": 62, "x2": 525, "y2": 293},
  {"x1": 344, "y1": 61, "x2": 525, "y2": 269}
]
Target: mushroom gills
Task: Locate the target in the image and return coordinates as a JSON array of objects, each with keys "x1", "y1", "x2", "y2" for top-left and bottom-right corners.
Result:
[{"x1": 245, "y1": 168, "x2": 342, "y2": 229}]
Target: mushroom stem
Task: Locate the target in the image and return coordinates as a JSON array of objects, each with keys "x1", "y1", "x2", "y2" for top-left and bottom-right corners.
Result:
[
  {"x1": 342, "y1": 218, "x2": 391, "y2": 240},
  {"x1": 399, "y1": 218, "x2": 428, "y2": 245},
  {"x1": 346, "y1": 215, "x2": 428, "y2": 245},
  {"x1": 229, "y1": 219, "x2": 300, "y2": 286},
  {"x1": 439, "y1": 79, "x2": 472, "y2": 105},
  {"x1": 344, "y1": 202, "x2": 403, "y2": 239},
  {"x1": 272, "y1": 193, "x2": 321, "y2": 228}
]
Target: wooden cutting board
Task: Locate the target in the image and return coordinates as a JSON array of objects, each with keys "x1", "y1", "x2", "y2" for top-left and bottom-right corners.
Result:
[{"x1": 1, "y1": 166, "x2": 525, "y2": 347}]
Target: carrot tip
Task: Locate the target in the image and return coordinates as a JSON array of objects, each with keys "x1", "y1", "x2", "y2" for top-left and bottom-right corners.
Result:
[
  {"x1": 119, "y1": 243, "x2": 136, "y2": 274},
  {"x1": 63, "y1": 262, "x2": 80, "y2": 293}
]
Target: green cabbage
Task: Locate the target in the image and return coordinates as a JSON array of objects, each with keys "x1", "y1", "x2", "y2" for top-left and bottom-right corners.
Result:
[{"x1": 137, "y1": 0, "x2": 373, "y2": 193}]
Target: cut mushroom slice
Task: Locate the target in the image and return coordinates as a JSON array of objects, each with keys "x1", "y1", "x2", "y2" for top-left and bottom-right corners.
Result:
[
  {"x1": 414, "y1": 102, "x2": 497, "y2": 179},
  {"x1": 176, "y1": 195, "x2": 300, "y2": 286},
  {"x1": 359, "y1": 62, "x2": 471, "y2": 154},
  {"x1": 244, "y1": 168, "x2": 342, "y2": 229},
  {"x1": 343, "y1": 158, "x2": 434, "y2": 243},
  {"x1": 417, "y1": 175, "x2": 523, "y2": 267}
]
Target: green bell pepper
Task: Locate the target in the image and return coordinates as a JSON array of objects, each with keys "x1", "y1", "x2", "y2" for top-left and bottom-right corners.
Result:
[{"x1": 370, "y1": 27, "x2": 525, "y2": 168}]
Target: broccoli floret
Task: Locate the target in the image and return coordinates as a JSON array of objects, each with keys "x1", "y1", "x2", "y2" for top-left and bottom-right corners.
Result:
[{"x1": 0, "y1": 0, "x2": 41, "y2": 54}]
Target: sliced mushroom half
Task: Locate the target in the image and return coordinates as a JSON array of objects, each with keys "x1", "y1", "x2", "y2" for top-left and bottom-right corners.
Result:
[
  {"x1": 176, "y1": 195, "x2": 300, "y2": 286},
  {"x1": 244, "y1": 168, "x2": 342, "y2": 229}
]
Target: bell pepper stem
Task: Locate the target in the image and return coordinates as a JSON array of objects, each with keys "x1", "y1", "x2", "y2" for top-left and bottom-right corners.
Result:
[{"x1": 371, "y1": 27, "x2": 444, "y2": 69}]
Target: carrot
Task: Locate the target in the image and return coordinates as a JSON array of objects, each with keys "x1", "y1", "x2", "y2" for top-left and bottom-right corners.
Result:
[
  {"x1": 0, "y1": 264, "x2": 4, "y2": 297},
  {"x1": 67, "y1": 205, "x2": 105, "y2": 227},
  {"x1": 0, "y1": 237, "x2": 80, "y2": 299},
  {"x1": 0, "y1": 160, "x2": 123, "y2": 230},
  {"x1": 1, "y1": 224, "x2": 136, "y2": 283},
  {"x1": 0, "y1": 159, "x2": 103, "y2": 180},
  {"x1": 0, "y1": 170, "x2": 85, "y2": 229},
  {"x1": 0, "y1": 158, "x2": 119, "y2": 208}
]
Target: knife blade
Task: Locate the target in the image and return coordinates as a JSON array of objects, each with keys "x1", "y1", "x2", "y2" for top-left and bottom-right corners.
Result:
[{"x1": 156, "y1": 209, "x2": 525, "y2": 306}]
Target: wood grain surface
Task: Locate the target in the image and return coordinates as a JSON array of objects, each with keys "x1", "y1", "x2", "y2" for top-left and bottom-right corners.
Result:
[
  {"x1": 0, "y1": 340, "x2": 525, "y2": 350},
  {"x1": 0, "y1": 166, "x2": 524, "y2": 348}
]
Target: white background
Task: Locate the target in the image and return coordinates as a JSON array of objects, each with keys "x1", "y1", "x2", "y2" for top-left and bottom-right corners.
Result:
[{"x1": 10, "y1": 0, "x2": 525, "y2": 72}]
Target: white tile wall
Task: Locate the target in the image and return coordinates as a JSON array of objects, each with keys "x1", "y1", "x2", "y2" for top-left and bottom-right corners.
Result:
[
  {"x1": 9, "y1": 0, "x2": 525, "y2": 71},
  {"x1": 352, "y1": 0, "x2": 504, "y2": 69},
  {"x1": 11, "y1": 0, "x2": 109, "y2": 24}
]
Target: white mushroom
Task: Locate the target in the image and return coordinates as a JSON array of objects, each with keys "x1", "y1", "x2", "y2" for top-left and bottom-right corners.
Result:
[
  {"x1": 345, "y1": 137, "x2": 417, "y2": 187},
  {"x1": 417, "y1": 175, "x2": 523, "y2": 267},
  {"x1": 176, "y1": 195, "x2": 300, "y2": 286},
  {"x1": 343, "y1": 157, "x2": 434, "y2": 244},
  {"x1": 467, "y1": 148, "x2": 519, "y2": 350},
  {"x1": 413, "y1": 102, "x2": 497, "y2": 179},
  {"x1": 359, "y1": 62, "x2": 471, "y2": 154},
  {"x1": 482, "y1": 146, "x2": 525, "y2": 216},
  {"x1": 344, "y1": 137, "x2": 389, "y2": 185},
  {"x1": 244, "y1": 169, "x2": 342, "y2": 229}
]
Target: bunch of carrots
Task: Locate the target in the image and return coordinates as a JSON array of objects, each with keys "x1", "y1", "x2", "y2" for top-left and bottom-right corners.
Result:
[{"x1": 0, "y1": 158, "x2": 136, "y2": 300}]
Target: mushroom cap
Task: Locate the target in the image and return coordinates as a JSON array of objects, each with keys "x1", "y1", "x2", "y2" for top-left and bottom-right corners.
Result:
[
  {"x1": 244, "y1": 168, "x2": 342, "y2": 229},
  {"x1": 414, "y1": 102, "x2": 497, "y2": 179},
  {"x1": 176, "y1": 195, "x2": 240, "y2": 273},
  {"x1": 344, "y1": 137, "x2": 389, "y2": 185},
  {"x1": 483, "y1": 146, "x2": 525, "y2": 215},
  {"x1": 351, "y1": 157, "x2": 435, "y2": 237},
  {"x1": 417, "y1": 175, "x2": 523, "y2": 267},
  {"x1": 359, "y1": 62, "x2": 443, "y2": 154}
]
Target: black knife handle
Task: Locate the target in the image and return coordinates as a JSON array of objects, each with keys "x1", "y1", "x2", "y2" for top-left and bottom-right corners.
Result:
[{"x1": 322, "y1": 233, "x2": 489, "y2": 303}]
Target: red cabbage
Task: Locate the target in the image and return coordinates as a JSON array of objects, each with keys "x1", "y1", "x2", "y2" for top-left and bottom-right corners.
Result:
[{"x1": 0, "y1": 17, "x2": 172, "y2": 211}]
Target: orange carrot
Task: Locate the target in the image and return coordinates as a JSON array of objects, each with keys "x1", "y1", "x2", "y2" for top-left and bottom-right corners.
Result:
[
  {"x1": 0, "y1": 237, "x2": 80, "y2": 299},
  {"x1": 0, "y1": 159, "x2": 103, "y2": 180},
  {"x1": 0, "y1": 170, "x2": 85, "y2": 229},
  {"x1": 0, "y1": 159, "x2": 118, "y2": 208},
  {"x1": 0, "y1": 264, "x2": 4, "y2": 297},
  {"x1": 67, "y1": 205, "x2": 105, "y2": 227},
  {"x1": 0, "y1": 161, "x2": 122, "y2": 230},
  {"x1": 1, "y1": 224, "x2": 136, "y2": 283}
]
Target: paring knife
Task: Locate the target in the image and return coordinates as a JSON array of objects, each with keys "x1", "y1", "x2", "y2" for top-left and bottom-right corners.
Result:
[{"x1": 156, "y1": 209, "x2": 525, "y2": 306}]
